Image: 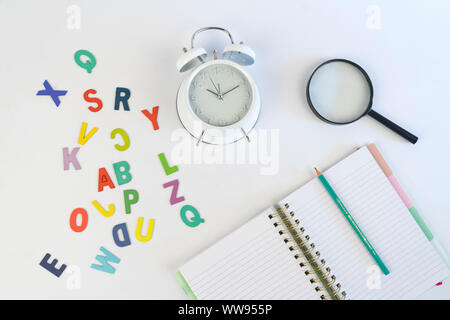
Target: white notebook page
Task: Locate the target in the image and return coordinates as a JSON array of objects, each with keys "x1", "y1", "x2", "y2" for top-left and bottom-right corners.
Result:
[
  {"x1": 283, "y1": 146, "x2": 448, "y2": 299},
  {"x1": 179, "y1": 146, "x2": 448, "y2": 299},
  {"x1": 179, "y1": 210, "x2": 322, "y2": 299}
]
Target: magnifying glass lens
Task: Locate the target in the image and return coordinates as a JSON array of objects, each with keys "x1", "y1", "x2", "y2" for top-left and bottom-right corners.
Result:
[{"x1": 308, "y1": 61, "x2": 372, "y2": 123}]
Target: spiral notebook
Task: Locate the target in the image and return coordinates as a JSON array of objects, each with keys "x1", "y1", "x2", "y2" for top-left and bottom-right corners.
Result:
[{"x1": 176, "y1": 144, "x2": 449, "y2": 299}]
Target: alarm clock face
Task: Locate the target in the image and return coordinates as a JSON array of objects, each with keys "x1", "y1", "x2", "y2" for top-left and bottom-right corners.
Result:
[{"x1": 188, "y1": 63, "x2": 253, "y2": 127}]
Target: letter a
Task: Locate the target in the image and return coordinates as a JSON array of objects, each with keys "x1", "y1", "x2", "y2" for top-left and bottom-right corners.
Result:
[{"x1": 98, "y1": 168, "x2": 115, "y2": 192}]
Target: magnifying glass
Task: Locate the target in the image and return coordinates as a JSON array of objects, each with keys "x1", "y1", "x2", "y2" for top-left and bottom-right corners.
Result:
[{"x1": 306, "y1": 59, "x2": 418, "y2": 144}]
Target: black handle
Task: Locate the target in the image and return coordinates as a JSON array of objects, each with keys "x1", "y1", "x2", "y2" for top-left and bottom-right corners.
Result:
[{"x1": 368, "y1": 109, "x2": 418, "y2": 144}]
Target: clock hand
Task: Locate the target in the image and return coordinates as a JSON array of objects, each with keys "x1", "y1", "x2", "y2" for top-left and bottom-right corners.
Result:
[
  {"x1": 222, "y1": 85, "x2": 240, "y2": 96},
  {"x1": 217, "y1": 83, "x2": 223, "y2": 100},
  {"x1": 206, "y1": 89, "x2": 219, "y2": 97},
  {"x1": 209, "y1": 77, "x2": 220, "y2": 94}
]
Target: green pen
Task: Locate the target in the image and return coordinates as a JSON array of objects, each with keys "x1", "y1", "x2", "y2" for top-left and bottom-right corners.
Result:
[{"x1": 315, "y1": 167, "x2": 390, "y2": 275}]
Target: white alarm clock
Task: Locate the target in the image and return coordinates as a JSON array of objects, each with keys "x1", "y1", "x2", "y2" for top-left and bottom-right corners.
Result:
[{"x1": 176, "y1": 27, "x2": 260, "y2": 145}]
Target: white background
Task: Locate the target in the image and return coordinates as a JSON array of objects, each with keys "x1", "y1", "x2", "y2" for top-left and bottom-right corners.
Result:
[{"x1": 0, "y1": 0, "x2": 449, "y2": 299}]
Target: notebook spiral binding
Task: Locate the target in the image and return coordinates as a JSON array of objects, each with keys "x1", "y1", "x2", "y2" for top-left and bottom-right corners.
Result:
[{"x1": 268, "y1": 203, "x2": 347, "y2": 300}]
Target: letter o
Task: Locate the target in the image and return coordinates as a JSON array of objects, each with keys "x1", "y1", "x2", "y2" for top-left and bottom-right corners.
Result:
[{"x1": 70, "y1": 208, "x2": 88, "y2": 232}]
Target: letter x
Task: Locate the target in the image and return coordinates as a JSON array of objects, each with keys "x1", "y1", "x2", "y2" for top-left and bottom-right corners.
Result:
[{"x1": 36, "y1": 80, "x2": 68, "y2": 107}]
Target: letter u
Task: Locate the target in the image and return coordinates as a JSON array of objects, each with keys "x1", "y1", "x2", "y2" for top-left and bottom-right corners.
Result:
[{"x1": 135, "y1": 217, "x2": 155, "y2": 242}]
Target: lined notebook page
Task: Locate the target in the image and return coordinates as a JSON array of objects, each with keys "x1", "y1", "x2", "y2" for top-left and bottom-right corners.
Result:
[
  {"x1": 283, "y1": 146, "x2": 448, "y2": 299},
  {"x1": 179, "y1": 211, "x2": 322, "y2": 299}
]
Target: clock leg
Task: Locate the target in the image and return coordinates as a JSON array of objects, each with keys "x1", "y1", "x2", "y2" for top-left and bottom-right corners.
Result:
[{"x1": 241, "y1": 128, "x2": 250, "y2": 142}]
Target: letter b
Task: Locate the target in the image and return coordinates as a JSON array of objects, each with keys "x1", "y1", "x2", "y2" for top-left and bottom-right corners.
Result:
[{"x1": 113, "y1": 161, "x2": 132, "y2": 185}]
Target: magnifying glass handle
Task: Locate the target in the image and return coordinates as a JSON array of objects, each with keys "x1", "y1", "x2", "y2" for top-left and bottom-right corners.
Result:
[{"x1": 368, "y1": 109, "x2": 418, "y2": 144}]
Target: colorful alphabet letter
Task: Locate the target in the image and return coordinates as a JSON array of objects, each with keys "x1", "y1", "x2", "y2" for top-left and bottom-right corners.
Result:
[
  {"x1": 135, "y1": 218, "x2": 155, "y2": 243},
  {"x1": 110, "y1": 128, "x2": 130, "y2": 151},
  {"x1": 158, "y1": 153, "x2": 178, "y2": 176},
  {"x1": 114, "y1": 87, "x2": 131, "y2": 111},
  {"x1": 112, "y1": 223, "x2": 131, "y2": 247},
  {"x1": 78, "y1": 122, "x2": 98, "y2": 145},
  {"x1": 98, "y1": 167, "x2": 116, "y2": 192},
  {"x1": 36, "y1": 80, "x2": 67, "y2": 107},
  {"x1": 180, "y1": 205, "x2": 205, "y2": 228},
  {"x1": 141, "y1": 106, "x2": 160, "y2": 130},
  {"x1": 83, "y1": 89, "x2": 103, "y2": 112},
  {"x1": 63, "y1": 147, "x2": 81, "y2": 170},
  {"x1": 69, "y1": 208, "x2": 88, "y2": 232},
  {"x1": 90, "y1": 247, "x2": 120, "y2": 274},
  {"x1": 92, "y1": 200, "x2": 115, "y2": 217},
  {"x1": 163, "y1": 179, "x2": 185, "y2": 205},
  {"x1": 74, "y1": 49, "x2": 96, "y2": 73},
  {"x1": 113, "y1": 161, "x2": 132, "y2": 185},
  {"x1": 39, "y1": 253, "x2": 67, "y2": 278},
  {"x1": 123, "y1": 189, "x2": 139, "y2": 214}
]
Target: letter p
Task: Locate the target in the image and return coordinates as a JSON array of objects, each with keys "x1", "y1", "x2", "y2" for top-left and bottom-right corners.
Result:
[{"x1": 124, "y1": 189, "x2": 139, "y2": 214}]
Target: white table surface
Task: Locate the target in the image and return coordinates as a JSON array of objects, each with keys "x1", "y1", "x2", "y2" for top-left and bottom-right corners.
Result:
[{"x1": 0, "y1": 0, "x2": 449, "y2": 299}]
